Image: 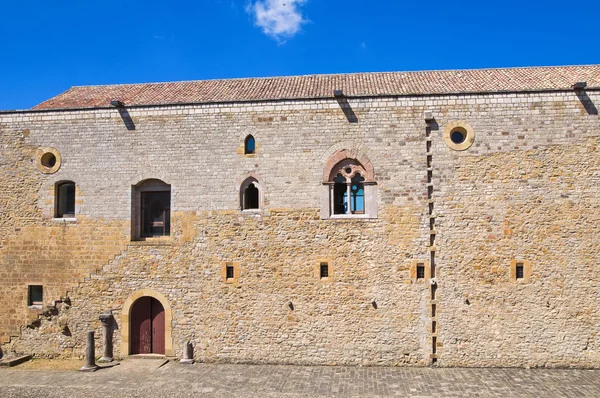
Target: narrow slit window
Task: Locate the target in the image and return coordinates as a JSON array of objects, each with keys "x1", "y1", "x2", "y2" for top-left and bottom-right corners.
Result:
[
  {"x1": 320, "y1": 262, "x2": 329, "y2": 279},
  {"x1": 28, "y1": 285, "x2": 43, "y2": 306},
  {"x1": 515, "y1": 263, "x2": 524, "y2": 279},
  {"x1": 226, "y1": 264, "x2": 235, "y2": 280},
  {"x1": 244, "y1": 135, "x2": 255, "y2": 154},
  {"x1": 56, "y1": 181, "x2": 76, "y2": 218},
  {"x1": 416, "y1": 263, "x2": 425, "y2": 279},
  {"x1": 333, "y1": 174, "x2": 347, "y2": 215},
  {"x1": 350, "y1": 173, "x2": 365, "y2": 214}
]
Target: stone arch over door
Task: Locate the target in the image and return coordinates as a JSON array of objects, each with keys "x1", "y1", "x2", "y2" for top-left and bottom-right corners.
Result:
[{"x1": 121, "y1": 289, "x2": 174, "y2": 356}]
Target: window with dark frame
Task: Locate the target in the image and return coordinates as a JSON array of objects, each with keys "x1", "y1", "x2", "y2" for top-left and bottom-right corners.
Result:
[
  {"x1": 416, "y1": 263, "x2": 425, "y2": 279},
  {"x1": 55, "y1": 181, "x2": 75, "y2": 218},
  {"x1": 28, "y1": 285, "x2": 43, "y2": 306},
  {"x1": 226, "y1": 264, "x2": 235, "y2": 280},
  {"x1": 516, "y1": 263, "x2": 524, "y2": 279},
  {"x1": 320, "y1": 262, "x2": 329, "y2": 279}
]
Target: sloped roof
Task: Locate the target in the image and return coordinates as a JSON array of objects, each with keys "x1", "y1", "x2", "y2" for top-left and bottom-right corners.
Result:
[{"x1": 33, "y1": 65, "x2": 600, "y2": 110}]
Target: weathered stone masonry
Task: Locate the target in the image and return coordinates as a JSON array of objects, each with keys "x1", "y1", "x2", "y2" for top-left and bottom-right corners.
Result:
[{"x1": 1, "y1": 67, "x2": 599, "y2": 367}]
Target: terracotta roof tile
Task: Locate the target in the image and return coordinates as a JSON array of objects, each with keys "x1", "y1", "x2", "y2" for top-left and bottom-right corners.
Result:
[{"x1": 32, "y1": 65, "x2": 600, "y2": 110}]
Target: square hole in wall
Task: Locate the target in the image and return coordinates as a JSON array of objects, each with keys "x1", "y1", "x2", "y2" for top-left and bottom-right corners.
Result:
[
  {"x1": 416, "y1": 263, "x2": 425, "y2": 279},
  {"x1": 515, "y1": 263, "x2": 524, "y2": 279},
  {"x1": 226, "y1": 264, "x2": 234, "y2": 280},
  {"x1": 320, "y1": 262, "x2": 329, "y2": 279},
  {"x1": 222, "y1": 261, "x2": 240, "y2": 283},
  {"x1": 28, "y1": 285, "x2": 43, "y2": 307},
  {"x1": 510, "y1": 259, "x2": 531, "y2": 282}
]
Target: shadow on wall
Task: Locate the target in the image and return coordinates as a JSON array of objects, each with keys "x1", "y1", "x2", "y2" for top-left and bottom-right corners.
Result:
[
  {"x1": 576, "y1": 91, "x2": 598, "y2": 115},
  {"x1": 336, "y1": 97, "x2": 358, "y2": 123},
  {"x1": 118, "y1": 108, "x2": 136, "y2": 130},
  {"x1": 0, "y1": 346, "x2": 3, "y2": 359}
]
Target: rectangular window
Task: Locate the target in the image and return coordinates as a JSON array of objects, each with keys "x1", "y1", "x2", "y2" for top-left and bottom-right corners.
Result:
[
  {"x1": 226, "y1": 264, "x2": 235, "y2": 280},
  {"x1": 320, "y1": 262, "x2": 329, "y2": 279},
  {"x1": 56, "y1": 182, "x2": 76, "y2": 218},
  {"x1": 416, "y1": 263, "x2": 425, "y2": 279},
  {"x1": 141, "y1": 191, "x2": 171, "y2": 237},
  {"x1": 28, "y1": 285, "x2": 43, "y2": 306},
  {"x1": 516, "y1": 263, "x2": 524, "y2": 279}
]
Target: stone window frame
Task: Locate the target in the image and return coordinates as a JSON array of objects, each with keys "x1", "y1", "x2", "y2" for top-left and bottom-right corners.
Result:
[
  {"x1": 35, "y1": 147, "x2": 62, "y2": 174},
  {"x1": 510, "y1": 259, "x2": 532, "y2": 283},
  {"x1": 443, "y1": 120, "x2": 475, "y2": 151},
  {"x1": 238, "y1": 132, "x2": 259, "y2": 157},
  {"x1": 131, "y1": 179, "x2": 172, "y2": 241},
  {"x1": 315, "y1": 259, "x2": 334, "y2": 282},
  {"x1": 237, "y1": 172, "x2": 265, "y2": 213},
  {"x1": 321, "y1": 149, "x2": 377, "y2": 219},
  {"x1": 222, "y1": 261, "x2": 240, "y2": 284},
  {"x1": 410, "y1": 260, "x2": 431, "y2": 282}
]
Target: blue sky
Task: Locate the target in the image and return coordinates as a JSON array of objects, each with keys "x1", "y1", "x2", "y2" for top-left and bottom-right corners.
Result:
[{"x1": 1, "y1": 0, "x2": 598, "y2": 110}]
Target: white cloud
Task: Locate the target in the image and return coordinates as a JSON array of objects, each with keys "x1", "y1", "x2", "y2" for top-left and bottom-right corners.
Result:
[{"x1": 246, "y1": 0, "x2": 308, "y2": 42}]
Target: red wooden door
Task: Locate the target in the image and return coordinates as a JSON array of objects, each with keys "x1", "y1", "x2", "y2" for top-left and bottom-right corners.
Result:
[
  {"x1": 130, "y1": 297, "x2": 165, "y2": 355},
  {"x1": 131, "y1": 297, "x2": 151, "y2": 354},
  {"x1": 151, "y1": 299, "x2": 165, "y2": 355}
]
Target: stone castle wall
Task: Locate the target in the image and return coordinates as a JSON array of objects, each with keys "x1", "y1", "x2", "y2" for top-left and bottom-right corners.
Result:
[{"x1": 0, "y1": 89, "x2": 598, "y2": 366}]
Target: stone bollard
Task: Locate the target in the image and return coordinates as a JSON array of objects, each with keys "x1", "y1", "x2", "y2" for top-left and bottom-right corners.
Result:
[
  {"x1": 80, "y1": 331, "x2": 99, "y2": 372},
  {"x1": 180, "y1": 341, "x2": 194, "y2": 364},
  {"x1": 98, "y1": 313, "x2": 114, "y2": 363}
]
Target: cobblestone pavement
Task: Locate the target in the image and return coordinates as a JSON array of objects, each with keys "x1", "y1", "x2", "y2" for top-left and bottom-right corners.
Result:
[{"x1": 1, "y1": 360, "x2": 600, "y2": 398}]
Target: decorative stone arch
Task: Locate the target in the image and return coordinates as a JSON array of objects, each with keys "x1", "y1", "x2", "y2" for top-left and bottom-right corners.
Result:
[
  {"x1": 321, "y1": 146, "x2": 377, "y2": 219},
  {"x1": 236, "y1": 172, "x2": 266, "y2": 211},
  {"x1": 121, "y1": 289, "x2": 174, "y2": 356},
  {"x1": 322, "y1": 149, "x2": 375, "y2": 182}
]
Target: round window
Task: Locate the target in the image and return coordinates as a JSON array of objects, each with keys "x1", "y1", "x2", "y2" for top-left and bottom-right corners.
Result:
[
  {"x1": 35, "y1": 147, "x2": 61, "y2": 174},
  {"x1": 450, "y1": 128, "x2": 467, "y2": 144},
  {"x1": 40, "y1": 152, "x2": 57, "y2": 168},
  {"x1": 443, "y1": 121, "x2": 474, "y2": 151}
]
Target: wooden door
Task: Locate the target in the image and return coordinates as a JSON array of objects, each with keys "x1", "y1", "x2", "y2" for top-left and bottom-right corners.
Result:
[
  {"x1": 151, "y1": 299, "x2": 165, "y2": 354},
  {"x1": 130, "y1": 297, "x2": 165, "y2": 355},
  {"x1": 131, "y1": 296, "x2": 151, "y2": 354}
]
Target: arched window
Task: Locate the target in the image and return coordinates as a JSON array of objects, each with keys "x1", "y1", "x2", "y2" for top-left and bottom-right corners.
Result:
[
  {"x1": 55, "y1": 181, "x2": 75, "y2": 218},
  {"x1": 132, "y1": 179, "x2": 171, "y2": 239},
  {"x1": 244, "y1": 183, "x2": 259, "y2": 209},
  {"x1": 240, "y1": 177, "x2": 262, "y2": 211},
  {"x1": 244, "y1": 135, "x2": 255, "y2": 155},
  {"x1": 322, "y1": 152, "x2": 376, "y2": 219}
]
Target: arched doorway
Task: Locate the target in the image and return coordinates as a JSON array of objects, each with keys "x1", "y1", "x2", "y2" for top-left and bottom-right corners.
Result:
[{"x1": 130, "y1": 296, "x2": 165, "y2": 355}]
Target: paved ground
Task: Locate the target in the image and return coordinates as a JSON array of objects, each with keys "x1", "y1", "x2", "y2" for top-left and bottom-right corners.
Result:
[{"x1": 1, "y1": 359, "x2": 600, "y2": 397}]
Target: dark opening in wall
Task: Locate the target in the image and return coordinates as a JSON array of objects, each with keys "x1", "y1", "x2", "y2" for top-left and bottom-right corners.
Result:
[
  {"x1": 320, "y1": 262, "x2": 329, "y2": 279},
  {"x1": 416, "y1": 263, "x2": 425, "y2": 279},
  {"x1": 55, "y1": 181, "x2": 75, "y2": 218},
  {"x1": 28, "y1": 285, "x2": 43, "y2": 306},
  {"x1": 243, "y1": 183, "x2": 259, "y2": 210},
  {"x1": 450, "y1": 129, "x2": 466, "y2": 144},
  {"x1": 41, "y1": 152, "x2": 56, "y2": 168},
  {"x1": 226, "y1": 264, "x2": 234, "y2": 280},
  {"x1": 516, "y1": 263, "x2": 524, "y2": 279}
]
